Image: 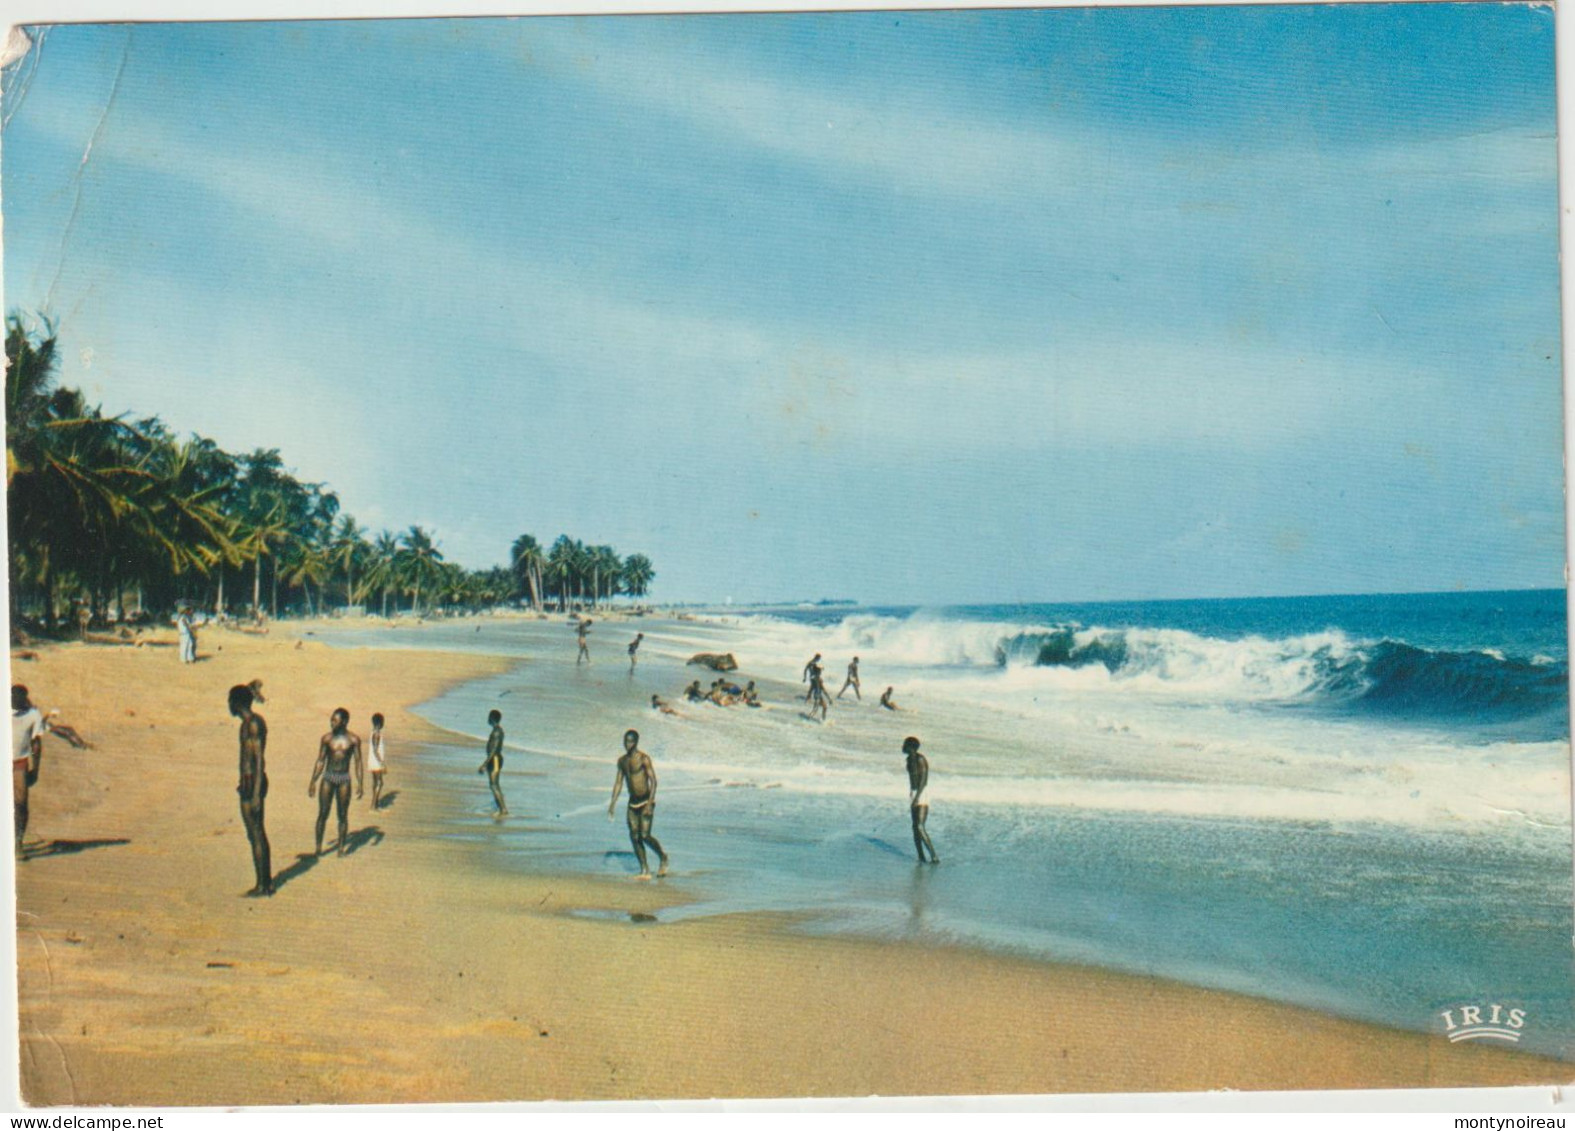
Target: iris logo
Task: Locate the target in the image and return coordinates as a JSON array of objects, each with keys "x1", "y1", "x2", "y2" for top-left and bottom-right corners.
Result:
[{"x1": 1440, "y1": 1004, "x2": 1527, "y2": 1043}]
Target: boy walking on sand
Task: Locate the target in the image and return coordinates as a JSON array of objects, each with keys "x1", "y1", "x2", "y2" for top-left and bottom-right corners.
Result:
[{"x1": 368, "y1": 713, "x2": 388, "y2": 809}]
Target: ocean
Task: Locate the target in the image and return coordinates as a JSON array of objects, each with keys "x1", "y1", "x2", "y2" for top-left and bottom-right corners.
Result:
[{"x1": 323, "y1": 588, "x2": 1574, "y2": 1058}]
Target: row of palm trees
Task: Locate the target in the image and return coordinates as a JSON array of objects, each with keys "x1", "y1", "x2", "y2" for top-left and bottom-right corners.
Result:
[
  {"x1": 509, "y1": 534, "x2": 654, "y2": 612},
  {"x1": 5, "y1": 313, "x2": 655, "y2": 633}
]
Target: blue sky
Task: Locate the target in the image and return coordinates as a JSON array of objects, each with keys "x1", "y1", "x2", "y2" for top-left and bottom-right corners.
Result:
[{"x1": 1, "y1": 6, "x2": 1563, "y2": 604}]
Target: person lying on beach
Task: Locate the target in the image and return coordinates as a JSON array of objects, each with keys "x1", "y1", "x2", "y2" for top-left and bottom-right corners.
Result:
[
  {"x1": 741, "y1": 681, "x2": 761, "y2": 708},
  {"x1": 368, "y1": 713, "x2": 388, "y2": 810},
  {"x1": 576, "y1": 620, "x2": 592, "y2": 665},
  {"x1": 628, "y1": 633, "x2": 643, "y2": 669},
  {"x1": 904, "y1": 736, "x2": 939, "y2": 864},
  {"x1": 309, "y1": 709, "x2": 365, "y2": 856},
  {"x1": 683, "y1": 680, "x2": 705, "y2": 703},
  {"x1": 650, "y1": 694, "x2": 680, "y2": 716},
  {"x1": 229, "y1": 684, "x2": 272, "y2": 895},
  {"x1": 706, "y1": 680, "x2": 738, "y2": 707},
  {"x1": 719, "y1": 679, "x2": 743, "y2": 697},
  {"x1": 879, "y1": 687, "x2": 899, "y2": 711},
  {"x1": 608, "y1": 728, "x2": 668, "y2": 880},
  {"x1": 11, "y1": 686, "x2": 46, "y2": 858},
  {"x1": 838, "y1": 657, "x2": 861, "y2": 700},
  {"x1": 477, "y1": 709, "x2": 507, "y2": 816}
]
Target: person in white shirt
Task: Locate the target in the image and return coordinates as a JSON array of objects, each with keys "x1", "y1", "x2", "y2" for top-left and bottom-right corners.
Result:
[
  {"x1": 176, "y1": 608, "x2": 197, "y2": 663},
  {"x1": 368, "y1": 713, "x2": 388, "y2": 810},
  {"x1": 11, "y1": 685, "x2": 47, "y2": 858}
]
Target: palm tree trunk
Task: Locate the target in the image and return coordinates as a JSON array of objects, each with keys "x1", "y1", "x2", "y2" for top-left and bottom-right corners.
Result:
[
  {"x1": 253, "y1": 557, "x2": 262, "y2": 616},
  {"x1": 41, "y1": 557, "x2": 55, "y2": 632},
  {"x1": 216, "y1": 572, "x2": 225, "y2": 619}
]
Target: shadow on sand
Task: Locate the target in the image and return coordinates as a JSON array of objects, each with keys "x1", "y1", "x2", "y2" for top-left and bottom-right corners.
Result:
[
  {"x1": 339, "y1": 825, "x2": 384, "y2": 857},
  {"x1": 22, "y1": 837, "x2": 130, "y2": 860},
  {"x1": 372, "y1": 790, "x2": 400, "y2": 811},
  {"x1": 269, "y1": 852, "x2": 320, "y2": 892}
]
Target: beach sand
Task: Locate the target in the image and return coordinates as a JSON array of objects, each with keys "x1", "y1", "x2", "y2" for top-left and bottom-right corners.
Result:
[{"x1": 10, "y1": 621, "x2": 1571, "y2": 1106}]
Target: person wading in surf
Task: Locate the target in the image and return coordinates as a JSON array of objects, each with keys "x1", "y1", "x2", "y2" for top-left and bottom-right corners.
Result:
[{"x1": 904, "y1": 736, "x2": 938, "y2": 864}]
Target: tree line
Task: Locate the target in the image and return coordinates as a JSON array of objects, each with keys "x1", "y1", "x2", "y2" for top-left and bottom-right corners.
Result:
[{"x1": 5, "y1": 313, "x2": 655, "y2": 633}]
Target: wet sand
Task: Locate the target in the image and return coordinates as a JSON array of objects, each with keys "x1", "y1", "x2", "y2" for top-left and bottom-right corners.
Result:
[{"x1": 10, "y1": 621, "x2": 1570, "y2": 1105}]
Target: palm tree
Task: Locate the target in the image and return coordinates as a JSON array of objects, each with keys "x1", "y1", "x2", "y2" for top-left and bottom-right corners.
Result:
[
  {"x1": 510, "y1": 533, "x2": 545, "y2": 610},
  {"x1": 358, "y1": 530, "x2": 401, "y2": 617},
  {"x1": 6, "y1": 315, "x2": 233, "y2": 630},
  {"x1": 330, "y1": 515, "x2": 368, "y2": 611},
  {"x1": 545, "y1": 535, "x2": 578, "y2": 611},
  {"x1": 589, "y1": 544, "x2": 622, "y2": 607},
  {"x1": 396, "y1": 525, "x2": 445, "y2": 616},
  {"x1": 620, "y1": 553, "x2": 655, "y2": 600}
]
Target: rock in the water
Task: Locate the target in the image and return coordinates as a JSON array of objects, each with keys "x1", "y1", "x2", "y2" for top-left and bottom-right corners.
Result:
[{"x1": 687, "y1": 652, "x2": 738, "y2": 672}]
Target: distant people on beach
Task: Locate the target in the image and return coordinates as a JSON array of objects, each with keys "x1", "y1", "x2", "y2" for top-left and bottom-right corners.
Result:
[
  {"x1": 608, "y1": 728, "x2": 668, "y2": 880},
  {"x1": 368, "y1": 712, "x2": 388, "y2": 810},
  {"x1": 650, "y1": 694, "x2": 679, "y2": 716},
  {"x1": 309, "y1": 709, "x2": 364, "y2": 857},
  {"x1": 176, "y1": 607, "x2": 197, "y2": 663},
  {"x1": 229, "y1": 684, "x2": 273, "y2": 895},
  {"x1": 576, "y1": 619, "x2": 592, "y2": 665},
  {"x1": 838, "y1": 656, "x2": 861, "y2": 700},
  {"x1": 879, "y1": 687, "x2": 899, "y2": 711},
  {"x1": 903, "y1": 736, "x2": 938, "y2": 864},
  {"x1": 683, "y1": 680, "x2": 705, "y2": 703},
  {"x1": 742, "y1": 681, "x2": 760, "y2": 708},
  {"x1": 11, "y1": 686, "x2": 45, "y2": 859},
  {"x1": 628, "y1": 633, "x2": 643, "y2": 669},
  {"x1": 478, "y1": 709, "x2": 507, "y2": 816}
]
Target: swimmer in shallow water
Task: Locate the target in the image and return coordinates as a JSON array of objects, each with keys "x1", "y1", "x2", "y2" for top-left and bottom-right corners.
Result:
[
  {"x1": 879, "y1": 686, "x2": 899, "y2": 711},
  {"x1": 838, "y1": 656, "x2": 861, "y2": 700},
  {"x1": 903, "y1": 736, "x2": 938, "y2": 864}
]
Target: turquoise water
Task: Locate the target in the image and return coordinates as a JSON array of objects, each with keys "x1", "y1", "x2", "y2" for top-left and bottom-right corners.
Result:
[{"x1": 325, "y1": 589, "x2": 1574, "y2": 1058}]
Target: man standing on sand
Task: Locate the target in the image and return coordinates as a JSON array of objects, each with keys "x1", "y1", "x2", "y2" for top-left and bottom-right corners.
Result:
[
  {"x1": 838, "y1": 656, "x2": 861, "y2": 700},
  {"x1": 477, "y1": 709, "x2": 507, "y2": 816},
  {"x1": 367, "y1": 712, "x2": 388, "y2": 810},
  {"x1": 176, "y1": 606, "x2": 197, "y2": 663},
  {"x1": 628, "y1": 632, "x2": 644, "y2": 669},
  {"x1": 308, "y1": 709, "x2": 364, "y2": 856},
  {"x1": 609, "y1": 729, "x2": 668, "y2": 879},
  {"x1": 903, "y1": 736, "x2": 939, "y2": 864},
  {"x1": 229, "y1": 684, "x2": 273, "y2": 895},
  {"x1": 11, "y1": 686, "x2": 46, "y2": 859},
  {"x1": 577, "y1": 619, "x2": 592, "y2": 665}
]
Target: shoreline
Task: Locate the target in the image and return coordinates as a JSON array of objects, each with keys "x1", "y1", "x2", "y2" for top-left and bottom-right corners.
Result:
[{"x1": 11, "y1": 619, "x2": 1573, "y2": 1105}]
